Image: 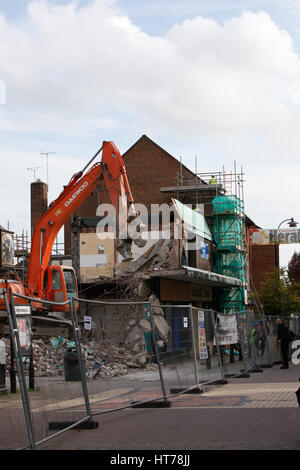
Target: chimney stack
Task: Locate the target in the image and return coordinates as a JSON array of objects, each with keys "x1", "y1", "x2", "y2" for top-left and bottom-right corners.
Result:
[{"x1": 31, "y1": 180, "x2": 48, "y2": 237}]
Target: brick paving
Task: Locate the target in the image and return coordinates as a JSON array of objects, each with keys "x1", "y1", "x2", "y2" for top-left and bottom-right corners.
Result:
[{"x1": 0, "y1": 363, "x2": 299, "y2": 450}]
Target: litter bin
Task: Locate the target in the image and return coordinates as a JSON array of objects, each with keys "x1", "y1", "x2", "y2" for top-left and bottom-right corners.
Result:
[{"x1": 64, "y1": 348, "x2": 82, "y2": 381}]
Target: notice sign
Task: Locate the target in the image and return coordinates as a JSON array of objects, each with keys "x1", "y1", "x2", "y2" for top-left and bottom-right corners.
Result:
[
  {"x1": 198, "y1": 310, "x2": 208, "y2": 359},
  {"x1": 248, "y1": 228, "x2": 300, "y2": 245},
  {"x1": 16, "y1": 316, "x2": 32, "y2": 356},
  {"x1": 214, "y1": 314, "x2": 238, "y2": 345},
  {"x1": 84, "y1": 316, "x2": 92, "y2": 331},
  {"x1": 200, "y1": 241, "x2": 209, "y2": 260},
  {"x1": 14, "y1": 305, "x2": 32, "y2": 356},
  {"x1": 15, "y1": 305, "x2": 31, "y2": 316}
]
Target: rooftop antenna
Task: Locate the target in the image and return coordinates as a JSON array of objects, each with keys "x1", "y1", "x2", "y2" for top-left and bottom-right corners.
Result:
[
  {"x1": 40, "y1": 151, "x2": 56, "y2": 187},
  {"x1": 27, "y1": 166, "x2": 42, "y2": 182}
]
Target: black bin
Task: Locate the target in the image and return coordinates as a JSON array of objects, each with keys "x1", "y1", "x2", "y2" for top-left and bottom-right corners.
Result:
[{"x1": 64, "y1": 348, "x2": 82, "y2": 381}]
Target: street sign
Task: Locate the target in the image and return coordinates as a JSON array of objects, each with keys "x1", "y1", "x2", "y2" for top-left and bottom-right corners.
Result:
[{"x1": 249, "y1": 228, "x2": 300, "y2": 245}]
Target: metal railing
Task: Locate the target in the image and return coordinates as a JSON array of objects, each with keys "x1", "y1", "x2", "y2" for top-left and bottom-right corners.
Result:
[{"x1": 2, "y1": 291, "x2": 299, "y2": 450}]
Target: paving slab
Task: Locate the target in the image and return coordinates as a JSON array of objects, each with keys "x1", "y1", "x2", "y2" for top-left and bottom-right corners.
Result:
[{"x1": 0, "y1": 363, "x2": 299, "y2": 450}]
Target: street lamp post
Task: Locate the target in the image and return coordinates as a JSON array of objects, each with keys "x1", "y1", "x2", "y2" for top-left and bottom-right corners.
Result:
[
  {"x1": 277, "y1": 217, "x2": 299, "y2": 230},
  {"x1": 275, "y1": 217, "x2": 299, "y2": 268},
  {"x1": 274, "y1": 218, "x2": 299, "y2": 318}
]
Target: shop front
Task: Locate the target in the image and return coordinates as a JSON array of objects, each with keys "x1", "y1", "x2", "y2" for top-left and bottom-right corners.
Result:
[{"x1": 150, "y1": 267, "x2": 241, "y2": 354}]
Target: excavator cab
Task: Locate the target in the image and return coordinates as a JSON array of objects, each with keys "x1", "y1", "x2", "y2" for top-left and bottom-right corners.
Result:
[{"x1": 43, "y1": 265, "x2": 78, "y2": 313}]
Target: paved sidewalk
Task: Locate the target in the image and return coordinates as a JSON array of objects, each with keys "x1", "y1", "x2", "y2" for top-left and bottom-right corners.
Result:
[
  {"x1": 39, "y1": 363, "x2": 300, "y2": 450},
  {"x1": 0, "y1": 363, "x2": 299, "y2": 450}
]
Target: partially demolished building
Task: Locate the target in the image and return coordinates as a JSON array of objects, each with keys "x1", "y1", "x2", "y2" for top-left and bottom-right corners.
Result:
[{"x1": 61, "y1": 135, "x2": 257, "y2": 355}]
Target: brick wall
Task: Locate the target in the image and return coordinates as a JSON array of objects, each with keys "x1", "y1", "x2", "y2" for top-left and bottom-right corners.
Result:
[
  {"x1": 121, "y1": 135, "x2": 195, "y2": 210},
  {"x1": 248, "y1": 243, "x2": 279, "y2": 293},
  {"x1": 30, "y1": 181, "x2": 48, "y2": 236},
  {"x1": 64, "y1": 135, "x2": 197, "y2": 253}
]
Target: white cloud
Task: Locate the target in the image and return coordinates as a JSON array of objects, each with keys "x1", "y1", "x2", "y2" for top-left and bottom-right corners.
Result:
[
  {"x1": 0, "y1": 107, "x2": 121, "y2": 134},
  {"x1": 0, "y1": 145, "x2": 87, "y2": 234},
  {"x1": 0, "y1": 0, "x2": 300, "y2": 263},
  {"x1": 0, "y1": 2, "x2": 299, "y2": 137}
]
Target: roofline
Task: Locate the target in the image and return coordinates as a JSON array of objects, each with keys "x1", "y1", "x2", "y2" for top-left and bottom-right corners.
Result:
[
  {"x1": 122, "y1": 134, "x2": 201, "y2": 180},
  {"x1": 245, "y1": 214, "x2": 261, "y2": 229}
]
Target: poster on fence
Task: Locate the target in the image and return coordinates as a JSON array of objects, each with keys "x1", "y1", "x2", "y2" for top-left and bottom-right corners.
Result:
[
  {"x1": 15, "y1": 316, "x2": 32, "y2": 356},
  {"x1": 214, "y1": 314, "x2": 238, "y2": 345},
  {"x1": 15, "y1": 305, "x2": 32, "y2": 356},
  {"x1": 198, "y1": 310, "x2": 208, "y2": 359}
]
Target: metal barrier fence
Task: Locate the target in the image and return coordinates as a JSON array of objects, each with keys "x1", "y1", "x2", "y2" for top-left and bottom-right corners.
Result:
[
  {"x1": 74, "y1": 298, "x2": 170, "y2": 414},
  {"x1": 158, "y1": 307, "x2": 227, "y2": 391},
  {"x1": 2, "y1": 292, "x2": 173, "y2": 449},
  {"x1": 159, "y1": 307, "x2": 252, "y2": 389},
  {"x1": 266, "y1": 314, "x2": 300, "y2": 365},
  {"x1": 236, "y1": 313, "x2": 272, "y2": 372},
  {"x1": 2, "y1": 290, "x2": 300, "y2": 450},
  {"x1": 3, "y1": 291, "x2": 94, "y2": 450}
]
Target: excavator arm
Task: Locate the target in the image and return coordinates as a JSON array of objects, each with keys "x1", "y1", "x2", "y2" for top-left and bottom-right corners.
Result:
[{"x1": 26, "y1": 141, "x2": 143, "y2": 298}]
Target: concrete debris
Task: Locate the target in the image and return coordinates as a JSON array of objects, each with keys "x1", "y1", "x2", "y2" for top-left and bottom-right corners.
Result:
[
  {"x1": 115, "y1": 239, "x2": 168, "y2": 278},
  {"x1": 148, "y1": 294, "x2": 170, "y2": 342},
  {"x1": 148, "y1": 294, "x2": 164, "y2": 316},
  {"x1": 1, "y1": 334, "x2": 156, "y2": 379},
  {"x1": 124, "y1": 325, "x2": 143, "y2": 346},
  {"x1": 153, "y1": 315, "x2": 170, "y2": 342},
  {"x1": 138, "y1": 319, "x2": 152, "y2": 333}
]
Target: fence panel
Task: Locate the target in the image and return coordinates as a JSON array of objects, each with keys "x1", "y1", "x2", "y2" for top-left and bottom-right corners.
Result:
[
  {"x1": 74, "y1": 298, "x2": 169, "y2": 414},
  {"x1": 194, "y1": 308, "x2": 227, "y2": 384},
  {"x1": 157, "y1": 306, "x2": 226, "y2": 393},
  {"x1": 236, "y1": 313, "x2": 274, "y2": 371},
  {"x1": 7, "y1": 290, "x2": 298, "y2": 450},
  {"x1": 1, "y1": 293, "x2": 33, "y2": 450},
  {"x1": 157, "y1": 305, "x2": 197, "y2": 393},
  {"x1": 267, "y1": 314, "x2": 300, "y2": 365},
  {"x1": 211, "y1": 311, "x2": 246, "y2": 378},
  {"x1": 264, "y1": 316, "x2": 281, "y2": 365},
  {"x1": 3, "y1": 292, "x2": 94, "y2": 450}
]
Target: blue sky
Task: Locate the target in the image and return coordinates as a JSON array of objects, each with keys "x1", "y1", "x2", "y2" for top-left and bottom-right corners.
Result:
[
  {"x1": 1, "y1": 1, "x2": 300, "y2": 43},
  {"x1": 1, "y1": 0, "x2": 300, "y2": 267}
]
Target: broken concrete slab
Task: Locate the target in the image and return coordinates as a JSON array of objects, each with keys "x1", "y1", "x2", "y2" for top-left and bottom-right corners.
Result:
[
  {"x1": 138, "y1": 319, "x2": 152, "y2": 333},
  {"x1": 153, "y1": 315, "x2": 170, "y2": 342},
  {"x1": 115, "y1": 239, "x2": 168, "y2": 277},
  {"x1": 149, "y1": 294, "x2": 164, "y2": 316}
]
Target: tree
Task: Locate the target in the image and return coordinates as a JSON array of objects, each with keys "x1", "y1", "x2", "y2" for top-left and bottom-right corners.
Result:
[
  {"x1": 257, "y1": 268, "x2": 300, "y2": 317},
  {"x1": 287, "y1": 251, "x2": 300, "y2": 284}
]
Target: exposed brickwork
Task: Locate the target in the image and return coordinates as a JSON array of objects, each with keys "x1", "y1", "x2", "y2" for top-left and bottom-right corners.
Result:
[
  {"x1": 30, "y1": 181, "x2": 48, "y2": 236},
  {"x1": 64, "y1": 135, "x2": 199, "y2": 253},
  {"x1": 248, "y1": 243, "x2": 279, "y2": 293},
  {"x1": 121, "y1": 135, "x2": 196, "y2": 210}
]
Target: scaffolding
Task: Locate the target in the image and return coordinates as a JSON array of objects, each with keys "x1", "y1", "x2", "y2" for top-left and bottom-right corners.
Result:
[
  {"x1": 14, "y1": 232, "x2": 66, "y2": 284},
  {"x1": 161, "y1": 159, "x2": 247, "y2": 314}
]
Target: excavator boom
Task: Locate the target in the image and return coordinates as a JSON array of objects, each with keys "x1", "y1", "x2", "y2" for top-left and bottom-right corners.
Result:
[
  {"x1": 26, "y1": 141, "x2": 140, "y2": 298},
  {"x1": 0, "y1": 140, "x2": 144, "y2": 314}
]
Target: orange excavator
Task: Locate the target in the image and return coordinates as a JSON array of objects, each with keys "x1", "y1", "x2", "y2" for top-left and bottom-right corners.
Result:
[{"x1": 0, "y1": 141, "x2": 145, "y2": 314}]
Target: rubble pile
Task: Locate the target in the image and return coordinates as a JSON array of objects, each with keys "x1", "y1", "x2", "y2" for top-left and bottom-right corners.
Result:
[
  {"x1": 1, "y1": 335, "x2": 157, "y2": 379},
  {"x1": 1, "y1": 296, "x2": 170, "y2": 379}
]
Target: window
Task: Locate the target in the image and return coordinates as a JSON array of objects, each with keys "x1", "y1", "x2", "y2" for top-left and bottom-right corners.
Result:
[
  {"x1": 43, "y1": 270, "x2": 48, "y2": 290},
  {"x1": 52, "y1": 270, "x2": 62, "y2": 290},
  {"x1": 63, "y1": 270, "x2": 76, "y2": 293}
]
